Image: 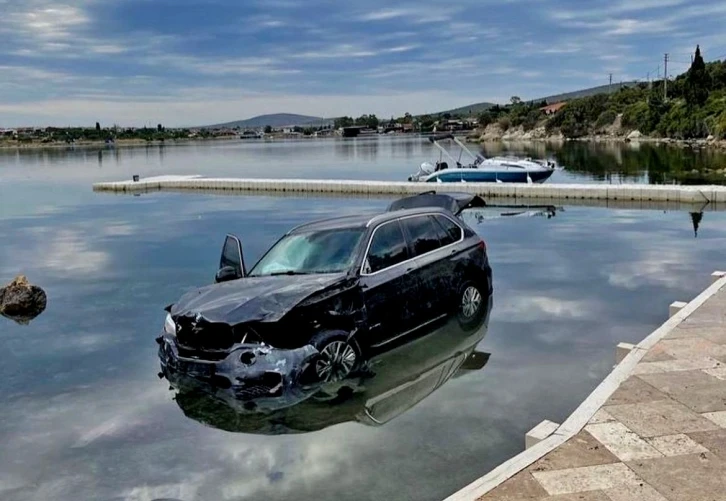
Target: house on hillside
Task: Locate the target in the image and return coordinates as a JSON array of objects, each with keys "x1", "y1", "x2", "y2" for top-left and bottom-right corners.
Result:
[{"x1": 540, "y1": 102, "x2": 566, "y2": 115}]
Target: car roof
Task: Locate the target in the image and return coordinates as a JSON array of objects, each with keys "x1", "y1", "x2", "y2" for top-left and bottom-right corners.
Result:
[
  {"x1": 288, "y1": 214, "x2": 374, "y2": 234},
  {"x1": 288, "y1": 206, "x2": 455, "y2": 234}
]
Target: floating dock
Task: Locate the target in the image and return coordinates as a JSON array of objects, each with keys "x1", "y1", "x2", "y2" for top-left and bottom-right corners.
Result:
[
  {"x1": 92, "y1": 175, "x2": 726, "y2": 205},
  {"x1": 447, "y1": 271, "x2": 726, "y2": 501}
]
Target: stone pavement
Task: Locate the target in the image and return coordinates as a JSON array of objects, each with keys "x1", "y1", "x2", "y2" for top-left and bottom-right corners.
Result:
[{"x1": 480, "y1": 284, "x2": 726, "y2": 501}]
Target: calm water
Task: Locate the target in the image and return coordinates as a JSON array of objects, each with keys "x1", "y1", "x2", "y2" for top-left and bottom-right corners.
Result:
[{"x1": 2, "y1": 137, "x2": 726, "y2": 501}]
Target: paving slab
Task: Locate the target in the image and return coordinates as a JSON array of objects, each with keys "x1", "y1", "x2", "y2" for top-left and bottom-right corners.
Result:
[
  {"x1": 588, "y1": 410, "x2": 616, "y2": 425},
  {"x1": 644, "y1": 433, "x2": 709, "y2": 456},
  {"x1": 702, "y1": 411, "x2": 726, "y2": 428},
  {"x1": 627, "y1": 452, "x2": 726, "y2": 501},
  {"x1": 527, "y1": 431, "x2": 619, "y2": 474},
  {"x1": 540, "y1": 492, "x2": 611, "y2": 501},
  {"x1": 604, "y1": 399, "x2": 720, "y2": 437},
  {"x1": 602, "y1": 483, "x2": 669, "y2": 501},
  {"x1": 531, "y1": 464, "x2": 642, "y2": 496},
  {"x1": 703, "y1": 367, "x2": 726, "y2": 380},
  {"x1": 687, "y1": 429, "x2": 726, "y2": 460},
  {"x1": 477, "y1": 473, "x2": 548, "y2": 500},
  {"x1": 656, "y1": 338, "x2": 726, "y2": 360},
  {"x1": 603, "y1": 376, "x2": 668, "y2": 406},
  {"x1": 584, "y1": 422, "x2": 662, "y2": 461},
  {"x1": 691, "y1": 326, "x2": 726, "y2": 345},
  {"x1": 640, "y1": 350, "x2": 675, "y2": 363},
  {"x1": 638, "y1": 370, "x2": 726, "y2": 413},
  {"x1": 631, "y1": 357, "x2": 722, "y2": 375}
]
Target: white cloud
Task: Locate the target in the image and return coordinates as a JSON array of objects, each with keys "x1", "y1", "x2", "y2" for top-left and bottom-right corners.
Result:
[
  {"x1": 497, "y1": 295, "x2": 598, "y2": 323},
  {"x1": 357, "y1": 6, "x2": 456, "y2": 24},
  {"x1": 11, "y1": 227, "x2": 111, "y2": 276},
  {"x1": 604, "y1": 246, "x2": 696, "y2": 290}
]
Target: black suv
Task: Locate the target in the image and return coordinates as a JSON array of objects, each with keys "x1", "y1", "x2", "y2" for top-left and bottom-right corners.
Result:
[{"x1": 157, "y1": 192, "x2": 493, "y2": 394}]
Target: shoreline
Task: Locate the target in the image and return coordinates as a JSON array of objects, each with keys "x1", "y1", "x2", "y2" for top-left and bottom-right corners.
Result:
[
  {"x1": 0, "y1": 136, "x2": 243, "y2": 151},
  {"x1": 3, "y1": 132, "x2": 726, "y2": 152},
  {"x1": 466, "y1": 123, "x2": 726, "y2": 150}
]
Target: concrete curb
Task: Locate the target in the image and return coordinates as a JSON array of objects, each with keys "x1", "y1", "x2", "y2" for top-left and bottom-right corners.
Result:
[{"x1": 443, "y1": 271, "x2": 726, "y2": 501}]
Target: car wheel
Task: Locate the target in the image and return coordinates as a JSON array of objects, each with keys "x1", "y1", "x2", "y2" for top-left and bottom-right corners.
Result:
[
  {"x1": 457, "y1": 281, "x2": 486, "y2": 329},
  {"x1": 309, "y1": 331, "x2": 359, "y2": 383}
]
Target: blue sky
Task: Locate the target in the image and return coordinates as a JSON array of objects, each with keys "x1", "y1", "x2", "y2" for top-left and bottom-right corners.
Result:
[{"x1": 1, "y1": 0, "x2": 725, "y2": 127}]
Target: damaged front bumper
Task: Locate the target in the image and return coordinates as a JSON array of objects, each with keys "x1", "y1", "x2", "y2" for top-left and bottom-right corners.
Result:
[{"x1": 156, "y1": 332, "x2": 320, "y2": 409}]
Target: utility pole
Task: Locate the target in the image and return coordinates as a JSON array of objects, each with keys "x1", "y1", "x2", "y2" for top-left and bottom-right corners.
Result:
[
  {"x1": 664, "y1": 53, "x2": 669, "y2": 100},
  {"x1": 609, "y1": 73, "x2": 613, "y2": 94},
  {"x1": 647, "y1": 72, "x2": 652, "y2": 90}
]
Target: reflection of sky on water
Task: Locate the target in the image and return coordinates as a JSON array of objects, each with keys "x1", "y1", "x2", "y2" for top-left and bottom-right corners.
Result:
[{"x1": 2, "y1": 141, "x2": 726, "y2": 501}]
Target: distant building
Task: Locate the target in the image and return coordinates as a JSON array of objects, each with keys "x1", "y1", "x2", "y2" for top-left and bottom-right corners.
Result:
[{"x1": 540, "y1": 102, "x2": 567, "y2": 115}]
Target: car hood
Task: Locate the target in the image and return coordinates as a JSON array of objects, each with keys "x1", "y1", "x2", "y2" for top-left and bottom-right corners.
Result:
[{"x1": 170, "y1": 273, "x2": 351, "y2": 325}]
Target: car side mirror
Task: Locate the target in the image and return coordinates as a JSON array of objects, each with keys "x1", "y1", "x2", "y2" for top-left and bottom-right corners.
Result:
[{"x1": 215, "y1": 266, "x2": 241, "y2": 283}]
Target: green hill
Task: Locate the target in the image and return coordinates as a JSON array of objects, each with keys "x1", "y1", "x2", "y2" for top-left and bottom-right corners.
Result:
[{"x1": 431, "y1": 82, "x2": 640, "y2": 118}]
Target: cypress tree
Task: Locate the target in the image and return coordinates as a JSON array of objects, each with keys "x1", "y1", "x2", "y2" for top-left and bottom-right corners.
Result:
[{"x1": 685, "y1": 45, "x2": 711, "y2": 107}]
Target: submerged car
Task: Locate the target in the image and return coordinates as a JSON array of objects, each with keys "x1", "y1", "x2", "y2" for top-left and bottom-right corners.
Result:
[
  {"x1": 163, "y1": 300, "x2": 492, "y2": 434},
  {"x1": 157, "y1": 192, "x2": 493, "y2": 397}
]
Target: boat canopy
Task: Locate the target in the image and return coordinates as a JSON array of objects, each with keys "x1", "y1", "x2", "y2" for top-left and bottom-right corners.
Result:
[{"x1": 386, "y1": 191, "x2": 488, "y2": 215}]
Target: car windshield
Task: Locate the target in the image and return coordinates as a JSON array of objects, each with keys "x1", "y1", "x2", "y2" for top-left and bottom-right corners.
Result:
[{"x1": 248, "y1": 227, "x2": 366, "y2": 276}]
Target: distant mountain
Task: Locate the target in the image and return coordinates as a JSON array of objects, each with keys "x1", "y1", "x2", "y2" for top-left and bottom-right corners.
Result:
[{"x1": 202, "y1": 113, "x2": 334, "y2": 129}]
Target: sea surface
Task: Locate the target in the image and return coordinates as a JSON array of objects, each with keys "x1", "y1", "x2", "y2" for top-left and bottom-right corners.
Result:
[{"x1": 1, "y1": 136, "x2": 726, "y2": 501}]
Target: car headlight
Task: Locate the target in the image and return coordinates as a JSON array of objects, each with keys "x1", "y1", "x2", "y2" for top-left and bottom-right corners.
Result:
[{"x1": 164, "y1": 313, "x2": 176, "y2": 335}]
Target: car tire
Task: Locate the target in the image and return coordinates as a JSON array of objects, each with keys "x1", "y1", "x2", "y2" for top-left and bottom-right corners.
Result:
[
  {"x1": 309, "y1": 330, "x2": 359, "y2": 383},
  {"x1": 457, "y1": 280, "x2": 487, "y2": 330}
]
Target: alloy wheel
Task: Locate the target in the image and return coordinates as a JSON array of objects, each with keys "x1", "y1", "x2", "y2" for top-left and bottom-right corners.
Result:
[
  {"x1": 461, "y1": 285, "x2": 482, "y2": 319},
  {"x1": 315, "y1": 341, "x2": 357, "y2": 382}
]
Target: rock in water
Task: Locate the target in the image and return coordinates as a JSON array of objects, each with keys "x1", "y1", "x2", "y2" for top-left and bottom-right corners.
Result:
[{"x1": 0, "y1": 275, "x2": 47, "y2": 325}]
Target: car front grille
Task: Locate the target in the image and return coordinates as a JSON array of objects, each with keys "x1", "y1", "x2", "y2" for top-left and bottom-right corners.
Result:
[{"x1": 235, "y1": 372, "x2": 284, "y2": 400}]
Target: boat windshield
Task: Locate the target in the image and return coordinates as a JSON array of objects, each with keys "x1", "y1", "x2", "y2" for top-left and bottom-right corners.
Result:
[{"x1": 248, "y1": 227, "x2": 366, "y2": 277}]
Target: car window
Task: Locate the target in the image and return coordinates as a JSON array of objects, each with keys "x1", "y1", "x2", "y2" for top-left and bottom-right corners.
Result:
[
  {"x1": 433, "y1": 215, "x2": 462, "y2": 245},
  {"x1": 364, "y1": 221, "x2": 409, "y2": 274},
  {"x1": 400, "y1": 215, "x2": 444, "y2": 257},
  {"x1": 248, "y1": 227, "x2": 365, "y2": 276},
  {"x1": 221, "y1": 236, "x2": 243, "y2": 276}
]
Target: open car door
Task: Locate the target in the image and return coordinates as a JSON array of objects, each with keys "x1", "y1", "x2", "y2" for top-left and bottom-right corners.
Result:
[{"x1": 215, "y1": 234, "x2": 246, "y2": 283}]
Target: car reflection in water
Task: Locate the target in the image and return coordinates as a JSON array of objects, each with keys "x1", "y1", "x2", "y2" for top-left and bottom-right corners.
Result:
[{"x1": 160, "y1": 293, "x2": 492, "y2": 435}]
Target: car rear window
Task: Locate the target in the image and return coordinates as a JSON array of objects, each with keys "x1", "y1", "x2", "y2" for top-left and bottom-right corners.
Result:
[
  {"x1": 365, "y1": 221, "x2": 409, "y2": 274},
  {"x1": 433, "y1": 214, "x2": 462, "y2": 245},
  {"x1": 400, "y1": 215, "x2": 444, "y2": 257}
]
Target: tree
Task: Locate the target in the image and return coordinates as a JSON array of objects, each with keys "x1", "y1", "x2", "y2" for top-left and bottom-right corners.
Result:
[
  {"x1": 95, "y1": 122, "x2": 101, "y2": 131},
  {"x1": 685, "y1": 45, "x2": 711, "y2": 108},
  {"x1": 510, "y1": 96, "x2": 522, "y2": 105},
  {"x1": 264, "y1": 125, "x2": 272, "y2": 134},
  {"x1": 397, "y1": 112, "x2": 413, "y2": 124},
  {"x1": 477, "y1": 111, "x2": 494, "y2": 128},
  {"x1": 334, "y1": 116, "x2": 354, "y2": 128},
  {"x1": 157, "y1": 123, "x2": 164, "y2": 132},
  {"x1": 355, "y1": 114, "x2": 379, "y2": 127}
]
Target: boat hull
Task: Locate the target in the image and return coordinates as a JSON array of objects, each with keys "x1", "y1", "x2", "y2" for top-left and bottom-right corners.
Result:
[{"x1": 423, "y1": 168, "x2": 554, "y2": 184}]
